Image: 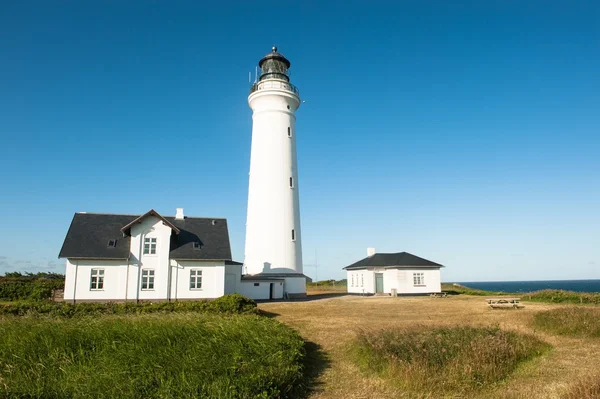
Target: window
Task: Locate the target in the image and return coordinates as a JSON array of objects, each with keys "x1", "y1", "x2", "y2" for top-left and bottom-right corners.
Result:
[
  {"x1": 90, "y1": 269, "x2": 104, "y2": 290},
  {"x1": 351, "y1": 274, "x2": 354, "y2": 287},
  {"x1": 190, "y1": 269, "x2": 202, "y2": 290},
  {"x1": 413, "y1": 272, "x2": 425, "y2": 286},
  {"x1": 291, "y1": 229, "x2": 295, "y2": 241},
  {"x1": 254, "y1": 283, "x2": 260, "y2": 287},
  {"x1": 361, "y1": 274, "x2": 364, "y2": 287},
  {"x1": 107, "y1": 239, "x2": 117, "y2": 247},
  {"x1": 143, "y1": 237, "x2": 157, "y2": 255},
  {"x1": 289, "y1": 177, "x2": 293, "y2": 188},
  {"x1": 287, "y1": 127, "x2": 291, "y2": 137},
  {"x1": 141, "y1": 269, "x2": 155, "y2": 290},
  {"x1": 193, "y1": 242, "x2": 202, "y2": 250}
]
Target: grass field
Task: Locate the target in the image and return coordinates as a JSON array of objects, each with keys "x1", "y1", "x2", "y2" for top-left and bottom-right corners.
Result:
[
  {"x1": 0, "y1": 313, "x2": 306, "y2": 398},
  {"x1": 260, "y1": 294, "x2": 600, "y2": 398}
]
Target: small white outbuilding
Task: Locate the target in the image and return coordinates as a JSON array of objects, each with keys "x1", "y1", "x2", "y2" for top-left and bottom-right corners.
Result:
[{"x1": 344, "y1": 249, "x2": 443, "y2": 295}]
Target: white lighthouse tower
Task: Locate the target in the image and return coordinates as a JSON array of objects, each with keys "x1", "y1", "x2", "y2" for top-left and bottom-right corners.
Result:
[{"x1": 244, "y1": 47, "x2": 306, "y2": 297}]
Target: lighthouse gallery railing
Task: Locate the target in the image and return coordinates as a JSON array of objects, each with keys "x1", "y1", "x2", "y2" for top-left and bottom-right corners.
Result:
[{"x1": 250, "y1": 80, "x2": 300, "y2": 96}]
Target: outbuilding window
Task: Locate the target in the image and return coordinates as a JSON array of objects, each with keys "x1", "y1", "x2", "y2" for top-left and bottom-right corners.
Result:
[
  {"x1": 413, "y1": 272, "x2": 425, "y2": 286},
  {"x1": 90, "y1": 269, "x2": 104, "y2": 290},
  {"x1": 141, "y1": 269, "x2": 155, "y2": 290},
  {"x1": 190, "y1": 269, "x2": 202, "y2": 290},
  {"x1": 143, "y1": 237, "x2": 157, "y2": 255},
  {"x1": 361, "y1": 274, "x2": 364, "y2": 287}
]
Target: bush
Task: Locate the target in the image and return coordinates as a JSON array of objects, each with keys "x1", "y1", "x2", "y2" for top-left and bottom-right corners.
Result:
[
  {"x1": 524, "y1": 290, "x2": 600, "y2": 305},
  {"x1": 0, "y1": 294, "x2": 258, "y2": 317},
  {"x1": 0, "y1": 314, "x2": 305, "y2": 398},
  {"x1": 0, "y1": 276, "x2": 64, "y2": 301},
  {"x1": 533, "y1": 307, "x2": 600, "y2": 337},
  {"x1": 352, "y1": 326, "x2": 550, "y2": 395}
]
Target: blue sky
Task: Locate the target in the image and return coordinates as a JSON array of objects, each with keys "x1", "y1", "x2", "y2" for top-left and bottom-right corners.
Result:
[{"x1": 0, "y1": 1, "x2": 598, "y2": 282}]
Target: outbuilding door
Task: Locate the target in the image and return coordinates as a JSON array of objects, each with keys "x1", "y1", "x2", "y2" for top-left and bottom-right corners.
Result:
[{"x1": 375, "y1": 273, "x2": 384, "y2": 293}]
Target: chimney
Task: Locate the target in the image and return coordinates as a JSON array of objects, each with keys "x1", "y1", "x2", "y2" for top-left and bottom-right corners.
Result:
[
  {"x1": 175, "y1": 208, "x2": 184, "y2": 220},
  {"x1": 367, "y1": 247, "x2": 376, "y2": 257}
]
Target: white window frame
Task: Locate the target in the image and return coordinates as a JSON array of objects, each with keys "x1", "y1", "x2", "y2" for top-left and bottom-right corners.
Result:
[
  {"x1": 90, "y1": 269, "x2": 104, "y2": 290},
  {"x1": 190, "y1": 269, "x2": 202, "y2": 290},
  {"x1": 141, "y1": 269, "x2": 155, "y2": 290},
  {"x1": 413, "y1": 272, "x2": 425, "y2": 286},
  {"x1": 143, "y1": 237, "x2": 157, "y2": 255}
]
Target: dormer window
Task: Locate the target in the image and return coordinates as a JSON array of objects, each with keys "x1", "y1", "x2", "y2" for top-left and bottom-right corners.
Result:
[
  {"x1": 107, "y1": 239, "x2": 117, "y2": 247},
  {"x1": 193, "y1": 242, "x2": 202, "y2": 250},
  {"x1": 143, "y1": 238, "x2": 157, "y2": 255}
]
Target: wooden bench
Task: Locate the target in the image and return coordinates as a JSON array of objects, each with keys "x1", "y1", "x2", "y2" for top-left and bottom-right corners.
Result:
[
  {"x1": 487, "y1": 298, "x2": 525, "y2": 309},
  {"x1": 430, "y1": 292, "x2": 448, "y2": 298}
]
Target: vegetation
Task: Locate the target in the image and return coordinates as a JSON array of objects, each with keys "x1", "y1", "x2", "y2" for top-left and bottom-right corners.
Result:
[
  {"x1": 561, "y1": 375, "x2": 600, "y2": 399},
  {"x1": 0, "y1": 313, "x2": 305, "y2": 398},
  {"x1": 441, "y1": 283, "x2": 510, "y2": 296},
  {"x1": 0, "y1": 273, "x2": 64, "y2": 301},
  {"x1": 523, "y1": 289, "x2": 600, "y2": 305},
  {"x1": 533, "y1": 307, "x2": 600, "y2": 337},
  {"x1": 0, "y1": 293, "x2": 258, "y2": 317},
  {"x1": 351, "y1": 325, "x2": 550, "y2": 396}
]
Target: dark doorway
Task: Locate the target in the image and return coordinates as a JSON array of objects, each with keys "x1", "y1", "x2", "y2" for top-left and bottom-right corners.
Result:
[{"x1": 269, "y1": 283, "x2": 274, "y2": 300}]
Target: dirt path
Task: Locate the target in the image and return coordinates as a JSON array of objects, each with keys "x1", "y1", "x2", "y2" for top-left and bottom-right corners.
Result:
[{"x1": 259, "y1": 295, "x2": 600, "y2": 399}]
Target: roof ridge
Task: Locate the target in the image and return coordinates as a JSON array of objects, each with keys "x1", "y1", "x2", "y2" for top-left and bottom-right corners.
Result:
[{"x1": 75, "y1": 212, "x2": 227, "y2": 220}]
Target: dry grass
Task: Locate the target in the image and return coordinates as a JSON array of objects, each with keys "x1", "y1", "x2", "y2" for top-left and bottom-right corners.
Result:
[
  {"x1": 561, "y1": 374, "x2": 600, "y2": 399},
  {"x1": 352, "y1": 325, "x2": 550, "y2": 396},
  {"x1": 260, "y1": 294, "x2": 600, "y2": 399}
]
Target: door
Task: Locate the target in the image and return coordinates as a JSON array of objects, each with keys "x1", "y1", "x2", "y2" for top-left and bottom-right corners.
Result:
[
  {"x1": 375, "y1": 273, "x2": 384, "y2": 293},
  {"x1": 269, "y1": 283, "x2": 274, "y2": 300},
  {"x1": 224, "y1": 274, "x2": 236, "y2": 294}
]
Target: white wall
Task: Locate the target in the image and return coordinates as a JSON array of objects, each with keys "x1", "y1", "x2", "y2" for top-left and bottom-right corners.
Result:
[
  {"x1": 170, "y1": 260, "x2": 228, "y2": 300},
  {"x1": 347, "y1": 270, "x2": 374, "y2": 294},
  {"x1": 237, "y1": 280, "x2": 284, "y2": 300},
  {"x1": 244, "y1": 79, "x2": 304, "y2": 280},
  {"x1": 64, "y1": 259, "x2": 130, "y2": 302}
]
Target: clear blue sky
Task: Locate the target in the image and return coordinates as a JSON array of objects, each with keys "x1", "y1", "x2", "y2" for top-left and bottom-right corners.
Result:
[{"x1": 1, "y1": 1, "x2": 598, "y2": 282}]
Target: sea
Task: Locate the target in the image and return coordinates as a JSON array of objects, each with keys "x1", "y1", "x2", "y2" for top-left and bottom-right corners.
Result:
[{"x1": 455, "y1": 279, "x2": 600, "y2": 293}]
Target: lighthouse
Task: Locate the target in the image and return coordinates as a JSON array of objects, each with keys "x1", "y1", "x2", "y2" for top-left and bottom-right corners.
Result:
[{"x1": 244, "y1": 47, "x2": 306, "y2": 297}]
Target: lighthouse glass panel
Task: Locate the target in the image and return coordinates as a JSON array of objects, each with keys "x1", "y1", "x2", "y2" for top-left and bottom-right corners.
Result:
[{"x1": 260, "y1": 59, "x2": 289, "y2": 81}]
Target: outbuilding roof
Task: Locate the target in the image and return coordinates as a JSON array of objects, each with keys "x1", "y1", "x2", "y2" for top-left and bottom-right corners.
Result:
[
  {"x1": 343, "y1": 252, "x2": 443, "y2": 270},
  {"x1": 58, "y1": 212, "x2": 234, "y2": 261}
]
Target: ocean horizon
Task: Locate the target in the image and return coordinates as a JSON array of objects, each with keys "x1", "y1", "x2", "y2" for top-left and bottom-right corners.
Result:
[{"x1": 453, "y1": 279, "x2": 600, "y2": 293}]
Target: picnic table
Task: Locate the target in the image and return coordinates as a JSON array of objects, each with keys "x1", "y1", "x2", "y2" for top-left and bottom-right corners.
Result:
[
  {"x1": 430, "y1": 292, "x2": 448, "y2": 298},
  {"x1": 486, "y1": 298, "x2": 525, "y2": 309}
]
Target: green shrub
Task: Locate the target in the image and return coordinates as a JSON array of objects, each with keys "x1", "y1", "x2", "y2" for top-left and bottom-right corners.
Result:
[
  {"x1": 0, "y1": 294, "x2": 258, "y2": 317},
  {"x1": 524, "y1": 290, "x2": 600, "y2": 305},
  {"x1": 0, "y1": 277, "x2": 64, "y2": 301},
  {"x1": 0, "y1": 314, "x2": 305, "y2": 398},
  {"x1": 352, "y1": 326, "x2": 550, "y2": 395},
  {"x1": 533, "y1": 307, "x2": 600, "y2": 337}
]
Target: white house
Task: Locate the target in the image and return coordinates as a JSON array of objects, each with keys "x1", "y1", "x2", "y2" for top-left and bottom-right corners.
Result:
[
  {"x1": 59, "y1": 208, "x2": 301, "y2": 303},
  {"x1": 344, "y1": 249, "x2": 443, "y2": 295}
]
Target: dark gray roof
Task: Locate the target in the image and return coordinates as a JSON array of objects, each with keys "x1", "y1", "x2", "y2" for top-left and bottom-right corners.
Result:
[
  {"x1": 343, "y1": 252, "x2": 443, "y2": 270},
  {"x1": 59, "y1": 212, "x2": 233, "y2": 261}
]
